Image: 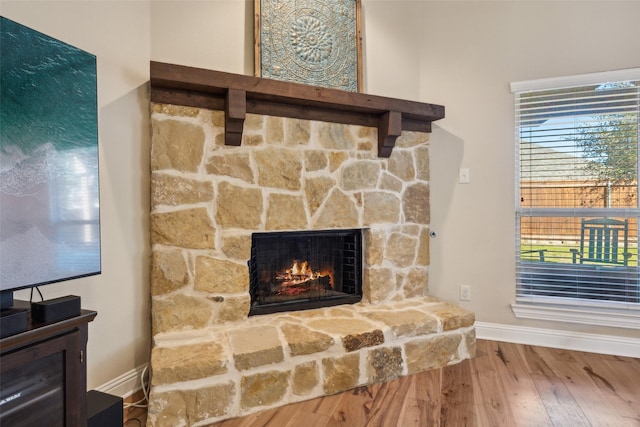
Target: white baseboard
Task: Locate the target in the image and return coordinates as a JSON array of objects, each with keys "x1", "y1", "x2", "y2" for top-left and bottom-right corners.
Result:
[
  {"x1": 475, "y1": 321, "x2": 640, "y2": 358},
  {"x1": 95, "y1": 364, "x2": 148, "y2": 399}
]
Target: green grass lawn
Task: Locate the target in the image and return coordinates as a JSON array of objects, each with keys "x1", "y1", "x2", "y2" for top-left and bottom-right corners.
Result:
[{"x1": 521, "y1": 243, "x2": 639, "y2": 267}]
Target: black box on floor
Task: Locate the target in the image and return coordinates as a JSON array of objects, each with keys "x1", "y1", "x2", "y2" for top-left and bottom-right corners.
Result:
[{"x1": 87, "y1": 390, "x2": 123, "y2": 427}]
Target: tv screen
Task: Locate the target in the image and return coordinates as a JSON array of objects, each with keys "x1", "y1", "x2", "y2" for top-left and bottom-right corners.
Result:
[{"x1": 0, "y1": 17, "x2": 100, "y2": 292}]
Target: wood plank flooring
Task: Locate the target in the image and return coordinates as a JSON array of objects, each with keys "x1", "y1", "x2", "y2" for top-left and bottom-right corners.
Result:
[
  {"x1": 124, "y1": 339, "x2": 640, "y2": 426},
  {"x1": 124, "y1": 390, "x2": 148, "y2": 427}
]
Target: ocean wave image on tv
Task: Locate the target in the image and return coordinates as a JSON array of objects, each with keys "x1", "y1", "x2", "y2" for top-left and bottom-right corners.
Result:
[{"x1": 0, "y1": 16, "x2": 100, "y2": 290}]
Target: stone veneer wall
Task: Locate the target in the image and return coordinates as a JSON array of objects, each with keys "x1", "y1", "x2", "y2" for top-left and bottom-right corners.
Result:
[{"x1": 147, "y1": 103, "x2": 475, "y2": 426}]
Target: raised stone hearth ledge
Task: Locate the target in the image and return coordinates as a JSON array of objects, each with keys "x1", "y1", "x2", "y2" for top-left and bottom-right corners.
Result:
[{"x1": 147, "y1": 296, "x2": 475, "y2": 426}]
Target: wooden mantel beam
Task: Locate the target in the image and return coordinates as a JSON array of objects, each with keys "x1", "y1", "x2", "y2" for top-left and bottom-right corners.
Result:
[{"x1": 150, "y1": 61, "x2": 445, "y2": 157}]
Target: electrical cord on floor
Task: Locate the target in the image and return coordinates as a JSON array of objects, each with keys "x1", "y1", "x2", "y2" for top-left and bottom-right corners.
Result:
[
  {"x1": 123, "y1": 364, "x2": 150, "y2": 410},
  {"x1": 123, "y1": 365, "x2": 150, "y2": 426}
]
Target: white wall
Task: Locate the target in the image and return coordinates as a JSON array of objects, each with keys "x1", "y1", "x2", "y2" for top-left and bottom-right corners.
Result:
[
  {"x1": 151, "y1": 0, "x2": 253, "y2": 75},
  {"x1": 3, "y1": 0, "x2": 638, "y2": 394},
  {"x1": 2, "y1": 1, "x2": 152, "y2": 390}
]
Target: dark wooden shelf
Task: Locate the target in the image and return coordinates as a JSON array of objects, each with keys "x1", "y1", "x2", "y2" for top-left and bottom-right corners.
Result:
[
  {"x1": 1, "y1": 302, "x2": 97, "y2": 425},
  {"x1": 0, "y1": 301, "x2": 97, "y2": 353},
  {"x1": 150, "y1": 61, "x2": 445, "y2": 157}
]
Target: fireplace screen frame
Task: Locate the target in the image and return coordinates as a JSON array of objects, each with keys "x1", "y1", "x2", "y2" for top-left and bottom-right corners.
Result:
[{"x1": 248, "y1": 228, "x2": 363, "y2": 316}]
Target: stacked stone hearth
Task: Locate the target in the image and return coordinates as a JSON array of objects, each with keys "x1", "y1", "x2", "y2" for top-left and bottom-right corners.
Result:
[{"x1": 147, "y1": 103, "x2": 475, "y2": 426}]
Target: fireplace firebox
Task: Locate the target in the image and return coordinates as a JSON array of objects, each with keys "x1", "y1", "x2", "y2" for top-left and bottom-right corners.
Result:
[{"x1": 248, "y1": 229, "x2": 363, "y2": 316}]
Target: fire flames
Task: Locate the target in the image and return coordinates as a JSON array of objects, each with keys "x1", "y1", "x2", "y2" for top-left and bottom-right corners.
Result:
[
  {"x1": 274, "y1": 259, "x2": 333, "y2": 296},
  {"x1": 287, "y1": 260, "x2": 318, "y2": 280}
]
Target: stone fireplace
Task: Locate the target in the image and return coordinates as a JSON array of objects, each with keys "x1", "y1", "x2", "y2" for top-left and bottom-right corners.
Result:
[{"x1": 146, "y1": 64, "x2": 475, "y2": 426}]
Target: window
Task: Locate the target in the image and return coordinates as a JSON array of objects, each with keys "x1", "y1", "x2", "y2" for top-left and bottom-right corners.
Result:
[{"x1": 511, "y1": 69, "x2": 640, "y2": 329}]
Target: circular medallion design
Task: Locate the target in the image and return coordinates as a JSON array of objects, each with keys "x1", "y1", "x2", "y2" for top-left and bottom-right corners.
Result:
[
  {"x1": 289, "y1": 15, "x2": 333, "y2": 64},
  {"x1": 260, "y1": 0, "x2": 358, "y2": 92}
]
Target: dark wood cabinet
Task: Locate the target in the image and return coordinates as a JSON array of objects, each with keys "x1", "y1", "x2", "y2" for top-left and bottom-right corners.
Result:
[{"x1": 0, "y1": 303, "x2": 96, "y2": 427}]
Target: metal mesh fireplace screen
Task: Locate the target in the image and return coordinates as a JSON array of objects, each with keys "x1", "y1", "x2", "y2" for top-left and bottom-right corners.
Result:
[{"x1": 248, "y1": 229, "x2": 363, "y2": 316}]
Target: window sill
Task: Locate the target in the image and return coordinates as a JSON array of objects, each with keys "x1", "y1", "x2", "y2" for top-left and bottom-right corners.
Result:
[{"x1": 511, "y1": 300, "x2": 640, "y2": 329}]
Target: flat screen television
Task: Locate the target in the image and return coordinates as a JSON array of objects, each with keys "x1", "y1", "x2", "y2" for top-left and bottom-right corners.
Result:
[{"x1": 0, "y1": 16, "x2": 100, "y2": 310}]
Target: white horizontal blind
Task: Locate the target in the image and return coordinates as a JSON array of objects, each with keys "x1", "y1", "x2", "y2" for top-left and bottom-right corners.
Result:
[{"x1": 514, "y1": 71, "x2": 640, "y2": 309}]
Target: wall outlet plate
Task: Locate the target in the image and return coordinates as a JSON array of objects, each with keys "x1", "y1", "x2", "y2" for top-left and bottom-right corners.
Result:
[{"x1": 460, "y1": 285, "x2": 471, "y2": 301}]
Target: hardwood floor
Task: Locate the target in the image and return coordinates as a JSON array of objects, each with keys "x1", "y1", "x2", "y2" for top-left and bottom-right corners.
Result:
[
  {"x1": 124, "y1": 340, "x2": 640, "y2": 426},
  {"x1": 124, "y1": 390, "x2": 148, "y2": 427}
]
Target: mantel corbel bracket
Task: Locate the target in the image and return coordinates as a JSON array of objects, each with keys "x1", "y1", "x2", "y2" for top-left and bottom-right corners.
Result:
[
  {"x1": 225, "y1": 88, "x2": 246, "y2": 146},
  {"x1": 378, "y1": 111, "x2": 402, "y2": 158}
]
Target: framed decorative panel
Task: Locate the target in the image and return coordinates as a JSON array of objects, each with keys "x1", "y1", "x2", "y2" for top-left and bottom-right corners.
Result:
[{"x1": 255, "y1": 0, "x2": 362, "y2": 92}]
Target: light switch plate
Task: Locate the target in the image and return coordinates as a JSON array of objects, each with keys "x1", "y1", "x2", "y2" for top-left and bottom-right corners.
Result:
[{"x1": 459, "y1": 168, "x2": 470, "y2": 184}]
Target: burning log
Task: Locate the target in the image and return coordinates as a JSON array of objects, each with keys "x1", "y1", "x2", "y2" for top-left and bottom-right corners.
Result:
[
  {"x1": 273, "y1": 259, "x2": 333, "y2": 296},
  {"x1": 275, "y1": 275, "x2": 331, "y2": 296}
]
